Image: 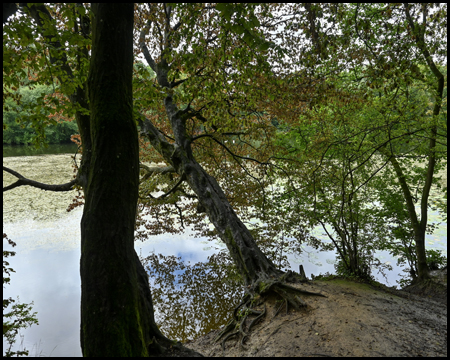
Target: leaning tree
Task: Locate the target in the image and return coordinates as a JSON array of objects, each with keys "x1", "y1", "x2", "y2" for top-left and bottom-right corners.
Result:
[{"x1": 133, "y1": 3, "x2": 328, "y2": 334}]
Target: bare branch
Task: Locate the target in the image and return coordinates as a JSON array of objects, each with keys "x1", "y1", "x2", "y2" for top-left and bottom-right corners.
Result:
[
  {"x1": 140, "y1": 163, "x2": 176, "y2": 175},
  {"x1": 170, "y1": 78, "x2": 187, "y2": 88},
  {"x1": 3, "y1": 166, "x2": 78, "y2": 192},
  {"x1": 173, "y1": 20, "x2": 182, "y2": 32},
  {"x1": 139, "y1": 18, "x2": 158, "y2": 72},
  {"x1": 139, "y1": 163, "x2": 176, "y2": 182},
  {"x1": 146, "y1": 175, "x2": 186, "y2": 200},
  {"x1": 191, "y1": 132, "x2": 245, "y2": 143}
]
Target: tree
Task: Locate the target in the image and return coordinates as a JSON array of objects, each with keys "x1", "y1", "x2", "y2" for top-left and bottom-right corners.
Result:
[
  {"x1": 3, "y1": 3, "x2": 200, "y2": 356},
  {"x1": 81, "y1": 4, "x2": 163, "y2": 356},
  {"x1": 270, "y1": 3, "x2": 447, "y2": 283},
  {"x1": 3, "y1": 81, "x2": 78, "y2": 146},
  {"x1": 4, "y1": 3, "x2": 330, "y2": 351},
  {"x1": 340, "y1": 3, "x2": 447, "y2": 282},
  {"x1": 134, "y1": 4, "x2": 326, "y2": 330}
]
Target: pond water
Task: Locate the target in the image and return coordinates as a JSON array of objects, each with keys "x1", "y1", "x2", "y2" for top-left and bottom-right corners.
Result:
[
  {"x1": 3, "y1": 152, "x2": 447, "y2": 357},
  {"x1": 3, "y1": 143, "x2": 78, "y2": 158}
]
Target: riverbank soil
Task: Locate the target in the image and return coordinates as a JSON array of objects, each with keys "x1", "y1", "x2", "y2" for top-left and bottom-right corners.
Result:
[{"x1": 186, "y1": 271, "x2": 447, "y2": 357}]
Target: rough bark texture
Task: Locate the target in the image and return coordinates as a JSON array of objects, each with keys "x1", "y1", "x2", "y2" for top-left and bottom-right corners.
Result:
[
  {"x1": 81, "y1": 4, "x2": 142, "y2": 356},
  {"x1": 138, "y1": 100, "x2": 324, "y2": 347},
  {"x1": 80, "y1": 5, "x2": 202, "y2": 357}
]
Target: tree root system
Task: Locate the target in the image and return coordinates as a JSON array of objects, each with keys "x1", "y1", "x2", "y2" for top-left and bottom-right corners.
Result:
[{"x1": 214, "y1": 272, "x2": 327, "y2": 352}]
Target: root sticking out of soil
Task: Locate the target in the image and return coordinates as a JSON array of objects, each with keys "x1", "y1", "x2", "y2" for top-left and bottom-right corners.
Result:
[{"x1": 214, "y1": 271, "x2": 327, "y2": 353}]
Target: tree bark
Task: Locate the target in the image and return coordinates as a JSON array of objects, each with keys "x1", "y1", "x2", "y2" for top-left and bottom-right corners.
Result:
[
  {"x1": 137, "y1": 6, "x2": 314, "y2": 297},
  {"x1": 80, "y1": 5, "x2": 201, "y2": 356}
]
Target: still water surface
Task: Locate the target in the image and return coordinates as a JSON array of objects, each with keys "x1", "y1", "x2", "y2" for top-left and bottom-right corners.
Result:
[
  {"x1": 3, "y1": 151, "x2": 447, "y2": 356},
  {"x1": 3, "y1": 143, "x2": 78, "y2": 158}
]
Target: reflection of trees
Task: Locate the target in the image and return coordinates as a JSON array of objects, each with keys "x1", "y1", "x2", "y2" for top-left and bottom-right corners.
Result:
[{"x1": 142, "y1": 251, "x2": 244, "y2": 342}]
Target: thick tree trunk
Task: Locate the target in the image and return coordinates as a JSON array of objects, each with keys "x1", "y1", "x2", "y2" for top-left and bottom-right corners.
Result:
[
  {"x1": 80, "y1": 4, "x2": 144, "y2": 356},
  {"x1": 80, "y1": 5, "x2": 200, "y2": 356}
]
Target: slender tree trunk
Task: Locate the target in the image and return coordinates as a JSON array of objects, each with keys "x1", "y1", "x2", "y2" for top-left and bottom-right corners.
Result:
[
  {"x1": 402, "y1": 3, "x2": 444, "y2": 282},
  {"x1": 379, "y1": 148, "x2": 430, "y2": 281}
]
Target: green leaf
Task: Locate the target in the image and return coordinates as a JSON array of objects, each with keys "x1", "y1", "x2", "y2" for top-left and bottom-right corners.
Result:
[
  {"x1": 215, "y1": 3, "x2": 227, "y2": 12},
  {"x1": 231, "y1": 24, "x2": 245, "y2": 35},
  {"x1": 258, "y1": 41, "x2": 272, "y2": 51}
]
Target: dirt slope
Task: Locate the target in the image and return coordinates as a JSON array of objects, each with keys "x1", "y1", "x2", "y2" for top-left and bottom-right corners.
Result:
[{"x1": 186, "y1": 276, "x2": 447, "y2": 357}]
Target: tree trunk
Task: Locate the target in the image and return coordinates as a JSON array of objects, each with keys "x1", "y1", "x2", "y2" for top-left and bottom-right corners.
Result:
[
  {"x1": 138, "y1": 96, "x2": 286, "y2": 288},
  {"x1": 137, "y1": 10, "x2": 326, "y2": 345},
  {"x1": 379, "y1": 148, "x2": 430, "y2": 281},
  {"x1": 80, "y1": 5, "x2": 200, "y2": 356},
  {"x1": 138, "y1": 92, "x2": 327, "y2": 350}
]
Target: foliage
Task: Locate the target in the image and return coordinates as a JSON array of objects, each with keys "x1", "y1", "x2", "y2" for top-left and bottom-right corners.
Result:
[
  {"x1": 3, "y1": 4, "x2": 88, "y2": 147},
  {"x1": 425, "y1": 249, "x2": 447, "y2": 270},
  {"x1": 266, "y1": 3, "x2": 447, "y2": 283},
  {"x1": 3, "y1": 83, "x2": 78, "y2": 146},
  {"x1": 3, "y1": 233, "x2": 39, "y2": 357}
]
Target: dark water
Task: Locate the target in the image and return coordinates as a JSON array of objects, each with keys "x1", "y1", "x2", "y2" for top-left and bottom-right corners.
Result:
[{"x1": 3, "y1": 143, "x2": 78, "y2": 157}]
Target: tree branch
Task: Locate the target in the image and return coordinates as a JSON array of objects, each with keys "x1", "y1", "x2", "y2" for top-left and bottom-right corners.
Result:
[
  {"x1": 23, "y1": 4, "x2": 74, "y2": 80},
  {"x1": 191, "y1": 132, "x2": 245, "y2": 143},
  {"x1": 137, "y1": 112, "x2": 177, "y2": 165},
  {"x1": 140, "y1": 163, "x2": 175, "y2": 176},
  {"x1": 139, "y1": 18, "x2": 158, "y2": 72},
  {"x1": 139, "y1": 163, "x2": 176, "y2": 183},
  {"x1": 146, "y1": 175, "x2": 186, "y2": 200},
  {"x1": 3, "y1": 166, "x2": 78, "y2": 192}
]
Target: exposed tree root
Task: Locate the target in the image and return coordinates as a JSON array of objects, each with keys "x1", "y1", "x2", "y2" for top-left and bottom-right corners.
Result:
[{"x1": 215, "y1": 271, "x2": 327, "y2": 351}]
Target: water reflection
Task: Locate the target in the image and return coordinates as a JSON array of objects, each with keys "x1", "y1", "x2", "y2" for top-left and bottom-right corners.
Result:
[
  {"x1": 3, "y1": 214, "x2": 243, "y2": 356},
  {"x1": 3, "y1": 152, "x2": 447, "y2": 356},
  {"x1": 142, "y1": 251, "x2": 244, "y2": 342}
]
